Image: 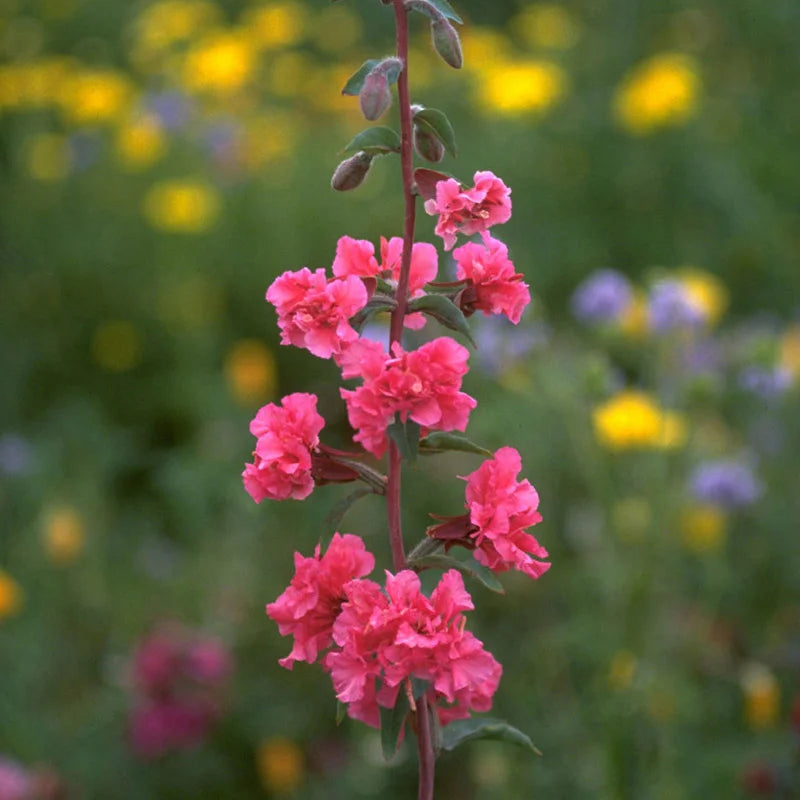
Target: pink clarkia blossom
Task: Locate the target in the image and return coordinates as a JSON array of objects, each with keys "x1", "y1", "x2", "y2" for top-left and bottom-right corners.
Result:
[
  {"x1": 424, "y1": 171, "x2": 512, "y2": 250},
  {"x1": 267, "y1": 533, "x2": 375, "y2": 669},
  {"x1": 340, "y1": 337, "x2": 476, "y2": 457},
  {"x1": 130, "y1": 701, "x2": 213, "y2": 758},
  {"x1": 324, "y1": 569, "x2": 502, "y2": 729},
  {"x1": 452, "y1": 233, "x2": 531, "y2": 324},
  {"x1": 266, "y1": 267, "x2": 368, "y2": 359},
  {"x1": 242, "y1": 393, "x2": 325, "y2": 503},
  {"x1": 464, "y1": 446, "x2": 550, "y2": 579}
]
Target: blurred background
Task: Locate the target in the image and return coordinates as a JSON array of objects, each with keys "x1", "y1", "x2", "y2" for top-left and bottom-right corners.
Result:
[{"x1": 1, "y1": 0, "x2": 799, "y2": 796}]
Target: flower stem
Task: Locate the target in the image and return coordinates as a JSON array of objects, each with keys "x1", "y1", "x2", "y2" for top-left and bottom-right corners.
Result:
[{"x1": 389, "y1": 3, "x2": 435, "y2": 798}]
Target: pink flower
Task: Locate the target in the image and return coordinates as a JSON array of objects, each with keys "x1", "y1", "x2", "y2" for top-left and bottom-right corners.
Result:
[
  {"x1": 424, "y1": 171, "x2": 512, "y2": 250},
  {"x1": 464, "y1": 447, "x2": 550, "y2": 579},
  {"x1": 0, "y1": 758, "x2": 33, "y2": 800},
  {"x1": 267, "y1": 533, "x2": 375, "y2": 669},
  {"x1": 331, "y1": 236, "x2": 379, "y2": 278},
  {"x1": 242, "y1": 393, "x2": 325, "y2": 503},
  {"x1": 340, "y1": 337, "x2": 476, "y2": 457},
  {"x1": 266, "y1": 267, "x2": 368, "y2": 359},
  {"x1": 324, "y1": 569, "x2": 502, "y2": 729},
  {"x1": 130, "y1": 701, "x2": 213, "y2": 758},
  {"x1": 452, "y1": 233, "x2": 531, "y2": 324}
]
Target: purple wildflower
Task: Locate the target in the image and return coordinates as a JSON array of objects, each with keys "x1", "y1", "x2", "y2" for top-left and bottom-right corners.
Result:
[
  {"x1": 739, "y1": 366, "x2": 792, "y2": 400},
  {"x1": 570, "y1": 269, "x2": 632, "y2": 325},
  {"x1": 689, "y1": 459, "x2": 763, "y2": 508},
  {"x1": 647, "y1": 280, "x2": 704, "y2": 332}
]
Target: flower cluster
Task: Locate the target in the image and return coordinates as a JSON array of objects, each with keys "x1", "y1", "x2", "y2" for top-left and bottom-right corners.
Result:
[
  {"x1": 340, "y1": 337, "x2": 477, "y2": 457},
  {"x1": 128, "y1": 625, "x2": 232, "y2": 758},
  {"x1": 242, "y1": 393, "x2": 325, "y2": 502}
]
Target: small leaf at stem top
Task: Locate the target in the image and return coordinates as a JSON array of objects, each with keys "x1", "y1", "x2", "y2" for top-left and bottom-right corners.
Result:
[
  {"x1": 344, "y1": 127, "x2": 402, "y2": 156},
  {"x1": 440, "y1": 717, "x2": 541, "y2": 754}
]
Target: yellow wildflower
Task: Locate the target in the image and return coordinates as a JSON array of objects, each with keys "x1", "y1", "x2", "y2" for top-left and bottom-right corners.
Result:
[
  {"x1": 608, "y1": 650, "x2": 638, "y2": 690},
  {"x1": 91, "y1": 320, "x2": 143, "y2": 372},
  {"x1": 741, "y1": 663, "x2": 780, "y2": 729},
  {"x1": 680, "y1": 505, "x2": 726, "y2": 553},
  {"x1": 44, "y1": 507, "x2": 86, "y2": 565},
  {"x1": 677, "y1": 268, "x2": 728, "y2": 326},
  {"x1": 256, "y1": 738, "x2": 304, "y2": 794},
  {"x1": 614, "y1": 53, "x2": 700, "y2": 135},
  {"x1": 514, "y1": 4, "x2": 579, "y2": 50},
  {"x1": 0, "y1": 570, "x2": 23, "y2": 620},
  {"x1": 115, "y1": 114, "x2": 166, "y2": 170},
  {"x1": 182, "y1": 29, "x2": 257, "y2": 94},
  {"x1": 619, "y1": 289, "x2": 648, "y2": 338},
  {"x1": 134, "y1": 0, "x2": 220, "y2": 52},
  {"x1": 243, "y1": 2, "x2": 306, "y2": 51},
  {"x1": 461, "y1": 27, "x2": 509, "y2": 68},
  {"x1": 0, "y1": 58, "x2": 75, "y2": 110},
  {"x1": 780, "y1": 324, "x2": 800, "y2": 380},
  {"x1": 477, "y1": 59, "x2": 567, "y2": 116},
  {"x1": 143, "y1": 179, "x2": 220, "y2": 233},
  {"x1": 61, "y1": 68, "x2": 134, "y2": 124},
  {"x1": 26, "y1": 133, "x2": 71, "y2": 181},
  {"x1": 225, "y1": 340, "x2": 277, "y2": 405},
  {"x1": 593, "y1": 390, "x2": 687, "y2": 450}
]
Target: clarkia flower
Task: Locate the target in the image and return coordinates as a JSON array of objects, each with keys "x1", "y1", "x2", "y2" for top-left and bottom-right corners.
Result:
[
  {"x1": 242, "y1": 393, "x2": 325, "y2": 502},
  {"x1": 570, "y1": 269, "x2": 633, "y2": 325},
  {"x1": 266, "y1": 267, "x2": 368, "y2": 359},
  {"x1": 340, "y1": 337, "x2": 476, "y2": 457},
  {"x1": 424, "y1": 171, "x2": 512, "y2": 250},
  {"x1": 452, "y1": 232, "x2": 530, "y2": 324},
  {"x1": 689, "y1": 459, "x2": 762, "y2": 509},
  {"x1": 323, "y1": 569, "x2": 502, "y2": 728},
  {"x1": 267, "y1": 533, "x2": 375, "y2": 669}
]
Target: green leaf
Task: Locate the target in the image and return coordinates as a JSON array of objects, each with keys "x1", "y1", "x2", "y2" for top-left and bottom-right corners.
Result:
[
  {"x1": 413, "y1": 107, "x2": 457, "y2": 157},
  {"x1": 407, "y1": 0, "x2": 463, "y2": 24},
  {"x1": 344, "y1": 126, "x2": 401, "y2": 156},
  {"x1": 419, "y1": 432, "x2": 492, "y2": 457},
  {"x1": 342, "y1": 58, "x2": 401, "y2": 96},
  {"x1": 387, "y1": 418, "x2": 420, "y2": 463},
  {"x1": 349, "y1": 294, "x2": 397, "y2": 332},
  {"x1": 324, "y1": 487, "x2": 373, "y2": 535},
  {"x1": 411, "y1": 554, "x2": 505, "y2": 594},
  {"x1": 379, "y1": 691, "x2": 410, "y2": 761},
  {"x1": 407, "y1": 294, "x2": 476, "y2": 347},
  {"x1": 440, "y1": 718, "x2": 541, "y2": 754},
  {"x1": 336, "y1": 700, "x2": 347, "y2": 726}
]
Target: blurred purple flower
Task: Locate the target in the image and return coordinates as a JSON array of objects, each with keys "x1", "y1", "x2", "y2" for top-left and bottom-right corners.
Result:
[
  {"x1": 472, "y1": 315, "x2": 549, "y2": 376},
  {"x1": 143, "y1": 90, "x2": 192, "y2": 131},
  {"x1": 682, "y1": 339, "x2": 723, "y2": 375},
  {"x1": 0, "y1": 434, "x2": 33, "y2": 476},
  {"x1": 570, "y1": 269, "x2": 632, "y2": 325},
  {"x1": 647, "y1": 280, "x2": 704, "y2": 332},
  {"x1": 689, "y1": 459, "x2": 763, "y2": 508},
  {"x1": 738, "y1": 365, "x2": 792, "y2": 399}
]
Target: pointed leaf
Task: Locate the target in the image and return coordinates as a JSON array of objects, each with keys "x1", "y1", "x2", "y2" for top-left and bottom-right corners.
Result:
[
  {"x1": 336, "y1": 700, "x2": 347, "y2": 725},
  {"x1": 407, "y1": 294, "x2": 476, "y2": 347},
  {"x1": 419, "y1": 432, "x2": 492, "y2": 457},
  {"x1": 324, "y1": 487, "x2": 373, "y2": 535},
  {"x1": 413, "y1": 107, "x2": 457, "y2": 157},
  {"x1": 342, "y1": 58, "x2": 403, "y2": 96},
  {"x1": 407, "y1": 0, "x2": 462, "y2": 23},
  {"x1": 414, "y1": 167, "x2": 452, "y2": 200},
  {"x1": 427, "y1": 0, "x2": 462, "y2": 23},
  {"x1": 349, "y1": 294, "x2": 397, "y2": 332},
  {"x1": 344, "y1": 127, "x2": 401, "y2": 156},
  {"x1": 380, "y1": 690, "x2": 410, "y2": 761},
  {"x1": 387, "y1": 418, "x2": 420, "y2": 463},
  {"x1": 440, "y1": 718, "x2": 541, "y2": 754},
  {"x1": 410, "y1": 554, "x2": 505, "y2": 594}
]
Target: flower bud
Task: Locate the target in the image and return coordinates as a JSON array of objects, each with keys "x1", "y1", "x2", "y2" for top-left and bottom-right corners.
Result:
[
  {"x1": 431, "y1": 18, "x2": 462, "y2": 69},
  {"x1": 331, "y1": 151, "x2": 373, "y2": 191},
  {"x1": 359, "y1": 70, "x2": 392, "y2": 121},
  {"x1": 413, "y1": 123, "x2": 445, "y2": 163}
]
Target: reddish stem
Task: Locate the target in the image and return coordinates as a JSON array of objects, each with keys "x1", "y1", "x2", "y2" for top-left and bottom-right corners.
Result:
[{"x1": 389, "y1": 3, "x2": 436, "y2": 799}]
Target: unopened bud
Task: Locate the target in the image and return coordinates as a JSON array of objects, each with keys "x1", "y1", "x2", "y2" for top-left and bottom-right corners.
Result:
[
  {"x1": 331, "y1": 151, "x2": 373, "y2": 191},
  {"x1": 413, "y1": 124, "x2": 445, "y2": 163},
  {"x1": 359, "y1": 71, "x2": 392, "y2": 121},
  {"x1": 431, "y1": 18, "x2": 462, "y2": 69}
]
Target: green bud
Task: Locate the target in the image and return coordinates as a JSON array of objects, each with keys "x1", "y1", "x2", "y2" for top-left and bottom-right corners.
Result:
[
  {"x1": 431, "y1": 17, "x2": 462, "y2": 69},
  {"x1": 331, "y1": 151, "x2": 373, "y2": 191},
  {"x1": 413, "y1": 123, "x2": 445, "y2": 163}
]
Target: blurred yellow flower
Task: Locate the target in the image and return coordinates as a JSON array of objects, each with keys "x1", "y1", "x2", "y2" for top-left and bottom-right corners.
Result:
[
  {"x1": 619, "y1": 289, "x2": 648, "y2": 338},
  {"x1": 612, "y1": 497, "x2": 651, "y2": 542},
  {"x1": 61, "y1": 68, "x2": 134, "y2": 124},
  {"x1": 741, "y1": 663, "x2": 780, "y2": 729},
  {"x1": 309, "y1": 4, "x2": 362, "y2": 54},
  {"x1": 26, "y1": 133, "x2": 71, "y2": 181},
  {"x1": 647, "y1": 688, "x2": 677, "y2": 722},
  {"x1": 780, "y1": 324, "x2": 800, "y2": 380},
  {"x1": 477, "y1": 59, "x2": 567, "y2": 116},
  {"x1": 135, "y1": 0, "x2": 220, "y2": 52},
  {"x1": 680, "y1": 504, "x2": 727, "y2": 553},
  {"x1": 143, "y1": 179, "x2": 220, "y2": 233},
  {"x1": 461, "y1": 27, "x2": 510, "y2": 68},
  {"x1": 115, "y1": 114, "x2": 166, "y2": 169},
  {"x1": 92, "y1": 320, "x2": 143, "y2": 372},
  {"x1": 0, "y1": 570, "x2": 23, "y2": 620},
  {"x1": 225, "y1": 340, "x2": 277, "y2": 405},
  {"x1": 678, "y1": 268, "x2": 728, "y2": 326},
  {"x1": 514, "y1": 4, "x2": 579, "y2": 50},
  {"x1": 608, "y1": 650, "x2": 638, "y2": 690},
  {"x1": 0, "y1": 58, "x2": 75, "y2": 110},
  {"x1": 593, "y1": 390, "x2": 687, "y2": 450},
  {"x1": 243, "y1": 2, "x2": 306, "y2": 51},
  {"x1": 44, "y1": 507, "x2": 86, "y2": 565},
  {"x1": 614, "y1": 53, "x2": 700, "y2": 135},
  {"x1": 256, "y1": 737, "x2": 304, "y2": 794},
  {"x1": 182, "y1": 30, "x2": 257, "y2": 94}
]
